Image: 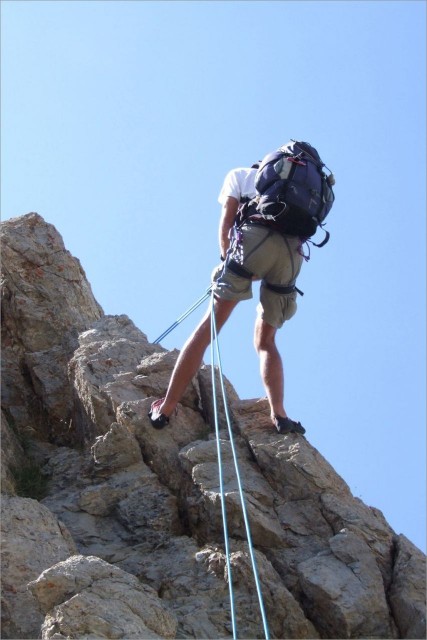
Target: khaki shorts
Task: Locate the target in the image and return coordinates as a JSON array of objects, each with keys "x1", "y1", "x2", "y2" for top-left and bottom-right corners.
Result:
[{"x1": 213, "y1": 223, "x2": 303, "y2": 328}]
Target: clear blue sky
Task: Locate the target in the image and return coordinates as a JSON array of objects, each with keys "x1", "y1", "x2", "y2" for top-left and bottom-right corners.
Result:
[{"x1": 1, "y1": 0, "x2": 426, "y2": 553}]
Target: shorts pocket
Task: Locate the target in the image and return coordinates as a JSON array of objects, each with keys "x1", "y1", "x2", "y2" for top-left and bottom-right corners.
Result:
[{"x1": 281, "y1": 292, "x2": 297, "y2": 321}]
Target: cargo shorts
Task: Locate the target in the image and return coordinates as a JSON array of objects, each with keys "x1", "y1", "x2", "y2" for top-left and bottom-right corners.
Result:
[{"x1": 212, "y1": 223, "x2": 303, "y2": 328}]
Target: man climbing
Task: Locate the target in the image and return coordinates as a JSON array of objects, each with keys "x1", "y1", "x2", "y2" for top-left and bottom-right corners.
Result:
[{"x1": 148, "y1": 153, "x2": 307, "y2": 435}]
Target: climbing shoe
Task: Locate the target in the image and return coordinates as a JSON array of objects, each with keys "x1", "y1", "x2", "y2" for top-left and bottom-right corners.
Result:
[
  {"x1": 274, "y1": 416, "x2": 306, "y2": 435},
  {"x1": 148, "y1": 399, "x2": 169, "y2": 429}
]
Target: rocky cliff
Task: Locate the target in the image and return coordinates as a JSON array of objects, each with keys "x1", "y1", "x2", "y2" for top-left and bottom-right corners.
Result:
[{"x1": 1, "y1": 212, "x2": 425, "y2": 640}]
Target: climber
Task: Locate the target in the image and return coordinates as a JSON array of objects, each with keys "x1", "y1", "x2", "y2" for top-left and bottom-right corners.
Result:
[{"x1": 149, "y1": 159, "x2": 306, "y2": 435}]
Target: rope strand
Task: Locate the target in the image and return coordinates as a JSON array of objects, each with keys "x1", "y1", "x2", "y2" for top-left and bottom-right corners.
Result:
[
  {"x1": 154, "y1": 287, "x2": 212, "y2": 344},
  {"x1": 210, "y1": 291, "x2": 270, "y2": 640},
  {"x1": 210, "y1": 294, "x2": 237, "y2": 640}
]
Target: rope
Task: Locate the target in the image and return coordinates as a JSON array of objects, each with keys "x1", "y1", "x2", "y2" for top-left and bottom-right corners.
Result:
[
  {"x1": 153, "y1": 286, "x2": 212, "y2": 344},
  {"x1": 210, "y1": 304, "x2": 237, "y2": 639},
  {"x1": 210, "y1": 290, "x2": 270, "y2": 640}
]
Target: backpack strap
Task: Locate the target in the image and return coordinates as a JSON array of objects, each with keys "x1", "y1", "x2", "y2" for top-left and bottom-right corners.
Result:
[
  {"x1": 310, "y1": 228, "x2": 330, "y2": 248},
  {"x1": 235, "y1": 197, "x2": 259, "y2": 228}
]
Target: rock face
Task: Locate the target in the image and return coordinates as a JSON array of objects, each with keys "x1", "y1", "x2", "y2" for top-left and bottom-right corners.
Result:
[
  {"x1": 1, "y1": 495, "x2": 77, "y2": 639},
  {"x1": 1, "y1": 213, "x2": 103, "y2": 446},
  {"x1": 28, "y1": 555, "x2": 178, "y2": 639},
  {"x1": 1, "y1": 213, "x2": 426, "y2": 640}
]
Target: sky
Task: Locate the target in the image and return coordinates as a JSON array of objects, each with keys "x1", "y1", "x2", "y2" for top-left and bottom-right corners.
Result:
[{"x1": 1, "y1": 0, "x2": 426, "y2": 553}]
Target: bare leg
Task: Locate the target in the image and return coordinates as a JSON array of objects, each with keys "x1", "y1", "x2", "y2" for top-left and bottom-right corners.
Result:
[
  {"x1": 254, "y1": 317, "x2": 287, "y2": 422},
  {"x1": 159, "y1": 297, "x2": 239, "y2": 417}
]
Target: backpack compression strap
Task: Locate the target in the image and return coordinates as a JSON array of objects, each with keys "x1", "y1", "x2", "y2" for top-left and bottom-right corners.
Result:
[{"x1": 310, "y1": 229, "x2": 330, "y2": 248}]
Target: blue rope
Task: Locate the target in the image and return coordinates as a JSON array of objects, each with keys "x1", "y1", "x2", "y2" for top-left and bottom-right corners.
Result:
[
  {"x1": 210, "y1": 295, "x2": 238, "y2": 640},
  {"x1": 153, "y1": 287, "x2": 212, "y2": 344},
  {"x1": 210, "y1": 291, "x2": 270, "y2": 640}
]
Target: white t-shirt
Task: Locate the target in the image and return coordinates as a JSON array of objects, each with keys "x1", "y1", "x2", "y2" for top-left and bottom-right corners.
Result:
[{"x1": 218, "y1": 167, "x2": 257, "y2": 205}]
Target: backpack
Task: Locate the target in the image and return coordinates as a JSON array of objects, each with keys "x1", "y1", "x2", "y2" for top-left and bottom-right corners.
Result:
[{"x1": 252, "y1": 140, "x2": 335, "y2": 247}]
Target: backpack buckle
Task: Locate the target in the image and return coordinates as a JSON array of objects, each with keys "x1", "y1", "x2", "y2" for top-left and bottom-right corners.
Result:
[{"x1": 288, "y1": 157, "x2": 306, "y2": 166}]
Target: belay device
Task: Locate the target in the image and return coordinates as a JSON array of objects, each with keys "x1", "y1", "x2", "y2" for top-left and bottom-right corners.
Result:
[{"x1": 254, "y1": 140, "x2": 335, "y2": 247}]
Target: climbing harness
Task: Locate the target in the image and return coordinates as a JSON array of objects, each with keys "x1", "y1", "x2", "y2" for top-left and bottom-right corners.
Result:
[
  {"x1": 209, "y1": 289, "x2": 270, "y2": 640},
  {"x1": 153, "y1": 287, "x2": 212, "y2": 344}
]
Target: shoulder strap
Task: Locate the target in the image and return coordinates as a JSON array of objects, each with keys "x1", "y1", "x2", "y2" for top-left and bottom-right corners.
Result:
[{"x1": 234, "y1": 197, "x2": 258, "y2": 228}]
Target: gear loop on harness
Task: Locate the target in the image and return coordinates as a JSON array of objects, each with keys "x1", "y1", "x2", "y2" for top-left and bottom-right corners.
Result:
[{"x1": 228, "y1": 224, "x2": 245, "y2": 266}]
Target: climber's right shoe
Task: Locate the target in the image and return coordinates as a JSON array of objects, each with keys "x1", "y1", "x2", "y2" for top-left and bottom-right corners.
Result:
[
  {"x1": 148, "y1": 399, "x2": 169, "y2": 429},
  {"x1": 274, "y1": 416, "x2": 306, "y2": 435}
]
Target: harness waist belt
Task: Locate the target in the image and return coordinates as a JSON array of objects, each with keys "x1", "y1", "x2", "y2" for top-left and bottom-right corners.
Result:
[{"x1": 245, "y1": 216, "x2": 285, "y2": 233}]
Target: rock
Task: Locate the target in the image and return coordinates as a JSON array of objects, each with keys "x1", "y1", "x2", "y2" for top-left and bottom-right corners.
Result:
[
  {"x1": 110, "y1": 536, "x2": 233, "y2": 639},
  {"x1": 231, "y1": 546, "x2": 320, "y2": 639},
  {"x1": 0, "y1": 495, "x2": 77, "y2": 639},
  {"x1": 115, "y1": 476, "x2": 183, "y2": 539},
  {"x1": 0, "y1": 409, "x2": 26, "y2": 495},
  {"x1": 39, "y1": 444, "x2": 138, "y2": 557},
  {"x1": 117, "y1": 397, "x2": 209, "y2": 493},
  {"x1": 90, "y1": 421, "x2": 143, "y2": 475},
  {"x1": 28, "y1": 554, "x2": 178, "y2": 639},
  {"x1": 238, "y1": 416, "x2": 352, "y2": 501},
  {"x1": 197, "y1": 364, "x2": 240, "y2": 430},
  {"x1": 1, "y1": 213, "x2": 103, "y2": 445},
  {"x1": 135, "y1": 349, "x2": 200, "y2": 410},
  {"x1": 41, "y1": 437, "x2": 183, "y2": 558},
  {"x1": 389, "y1": 534, "x2": 426, "y2": 639},
  {"x1": 319, "y1": 491, "x2": 395, "y2": 585},
  {"x1": 68, "y1": 314, "x2": 158, "y2": 442},
  {"x1": 297, "y1": 530, "x2": 397, "y2": 638},
  {"x1": 196, "y1": 543, "x2": 319, "y2": 639},
  {"x1": 179, "y1": 437, "x2": 284, "y2": 547}
]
